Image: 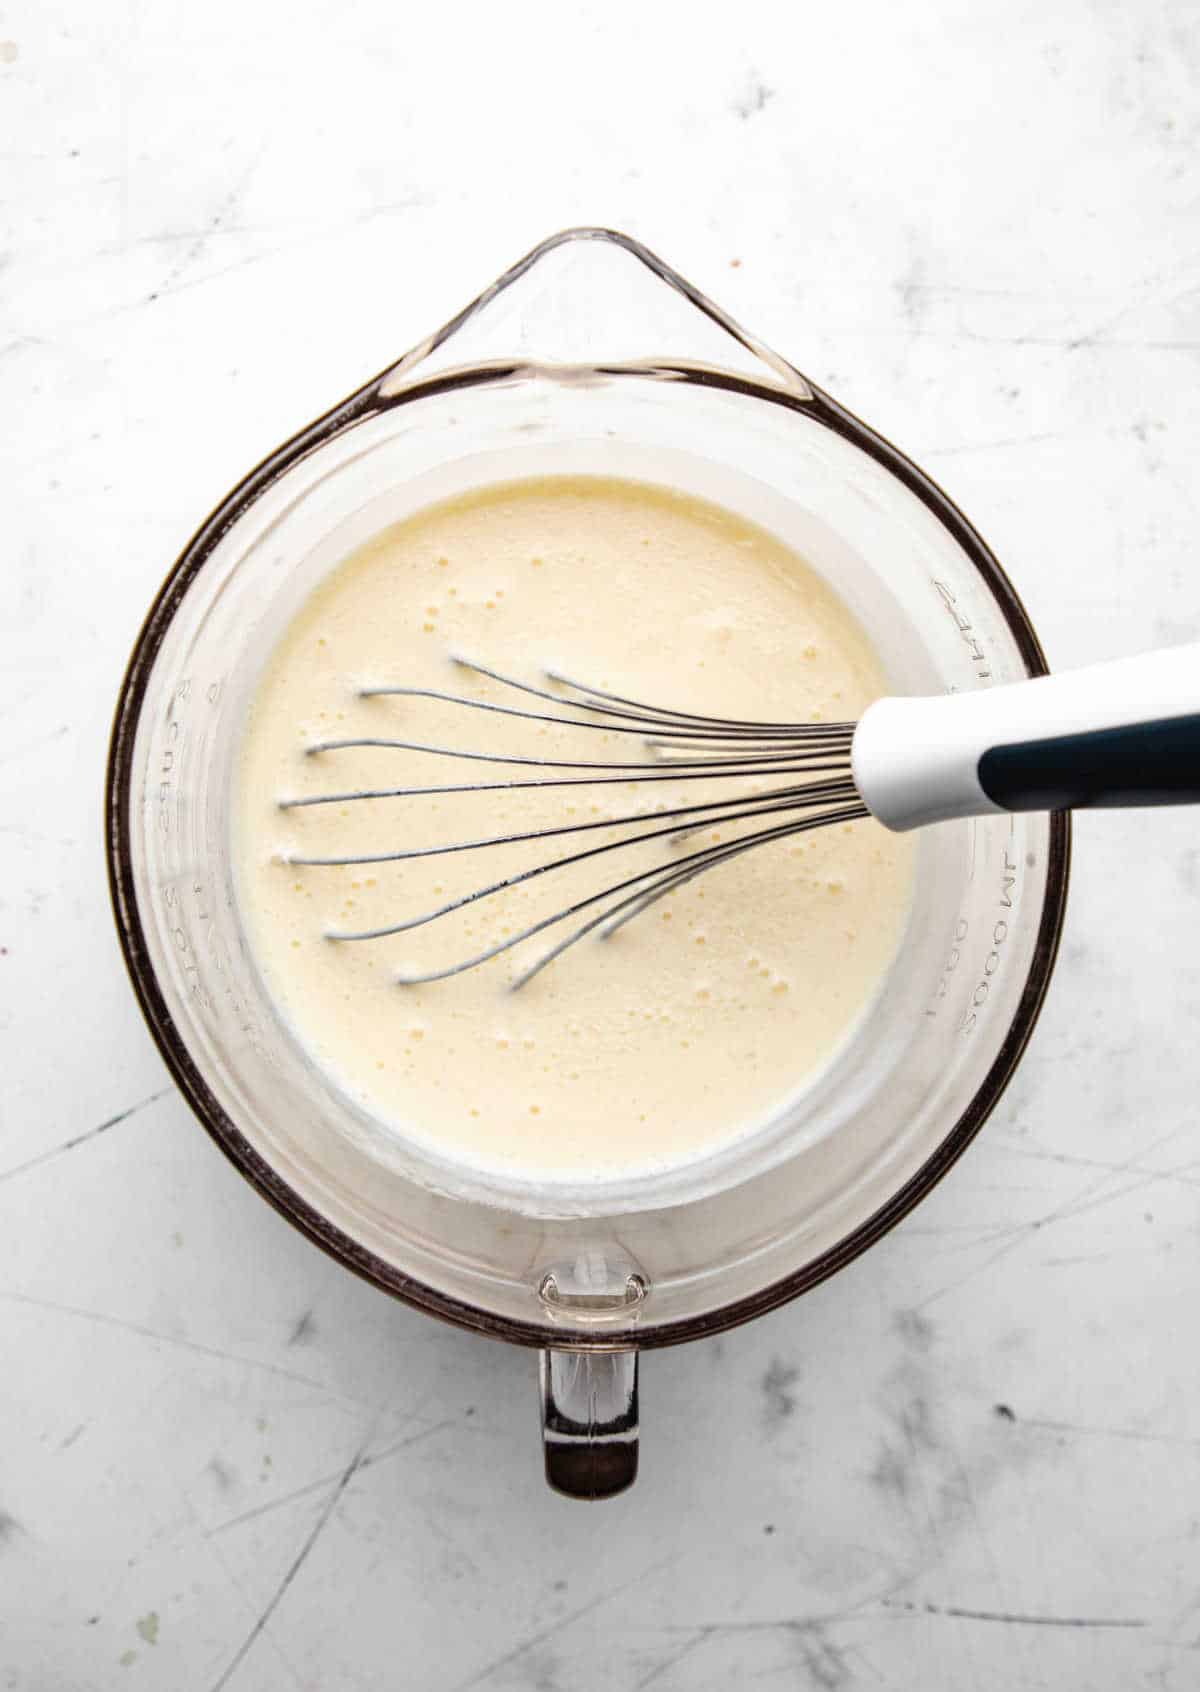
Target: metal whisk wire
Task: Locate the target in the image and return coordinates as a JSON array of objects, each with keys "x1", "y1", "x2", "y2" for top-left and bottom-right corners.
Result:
[{"x1": 279, "y1": 658, "x2": 861, "y2": 987}]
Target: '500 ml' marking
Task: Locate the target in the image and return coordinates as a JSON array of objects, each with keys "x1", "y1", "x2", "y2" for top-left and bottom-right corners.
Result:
[
  {"x1": 933, "y1": 580, "x2": 991, "y2": 679},
  {"x1": 926, "y1": 916, "x2": 969, "y2": 1017}
]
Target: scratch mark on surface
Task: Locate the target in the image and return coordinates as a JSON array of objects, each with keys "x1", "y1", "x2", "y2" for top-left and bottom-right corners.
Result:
[
  {"x1": 633, "y1": 1630, "x2": 709, "y2": 1689},
  {"x1": 916, "y1": 1121, "x2": 1195, "y2": 1309},
  {"x1": 450, "y1": 1555, "x2": 677, "y2": 1692},
  {"x1": 1002, "y1": 1141, "x2": 1200, "y2": 1191},
  {"x1": 1040, "y1": 1251, "x2": 1124, "y2": 1268},
  {"x1": 58, "y1": 1422, "x2": 87, "y2": 1450},
  {"x1": 1021, "y1": 1415, "x2": 1200, "y2": 1450},
  {"x1": 0, "y1": 1290, "x2": 363, "y2": 1403},
  {"x1": 656, "y1": 1595, "x2": 897, "y2": 1638},
  {"x1": 209, "y1": 1420, "x2": 454, "y2": 1536},
  {"x1": 207, "y1": 1427, "x2": 375, "y2": 1692},
  {"x1": 10, "y1": 195, "x2": 435, "y2": 344},
  {"x1": 1059, "y1": 273, "x2": 1200, "y2": 353},
  {"x1": 884, "y1": 1599, "x2": 1145, "y2": 1628},
  {"x1": 362, "y1": 1418, "x2": 461, "y2": 1469},
  {"x1": 794, "y1": 1621, "x2": 852, "y2": 1688},
  {"x1": 934, "y1": 1422, "x2": 1017, "y2": 1670},
  {"x1": 0, "y1": 1508, "x2": 23, "y2": 1546},
  {"x1": 148, "y1": 151, "x2": 265, "y2": 303},
  {"x1": 140, "y1": 192, "x2": 433, "y2": 309},
  {"x1": 638, "y1": 1619, "x2": 854, "y2": 1685},
  {"x1": 920, "y1": 432, "x2": 1062, "y2": 458},
  {"x1": 190, "y1": 1482, "x2": 307, "y2": 1692},
  {"x1": 0, "y1": 1086, "x2": 172, "y2": 1185},
  {"x1": 949, "y1": 326, "x2": 1200, "y2": 352},
  {"x1": 209, "y1": 1467, "x2": 362, "y2": 1540}
]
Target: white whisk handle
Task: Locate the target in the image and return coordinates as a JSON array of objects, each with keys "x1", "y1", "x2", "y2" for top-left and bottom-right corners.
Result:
[{"x1": 851, "y1": 642, "x2": 1200, "y2": 833}]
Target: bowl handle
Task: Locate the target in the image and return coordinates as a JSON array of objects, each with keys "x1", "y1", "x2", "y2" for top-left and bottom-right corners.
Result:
[{"x1": 539, "y1": 1349, "x2": 639, "y2": 1500}]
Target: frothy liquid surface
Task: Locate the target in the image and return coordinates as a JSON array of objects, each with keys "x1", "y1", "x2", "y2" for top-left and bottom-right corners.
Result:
[{"x1": 235, "y1": 477, "x2": 914, "y2": 1184}]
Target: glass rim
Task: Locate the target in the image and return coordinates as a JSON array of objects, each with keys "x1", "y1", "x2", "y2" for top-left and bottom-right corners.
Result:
[{"x1": 105, "y1": 230, "x2": 1071, "y2": 1352}]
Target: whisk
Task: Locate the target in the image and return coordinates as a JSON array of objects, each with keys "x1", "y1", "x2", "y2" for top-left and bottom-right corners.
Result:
[{"x1": 280, "y1": 645, "x2": 1200, "y2": 988}]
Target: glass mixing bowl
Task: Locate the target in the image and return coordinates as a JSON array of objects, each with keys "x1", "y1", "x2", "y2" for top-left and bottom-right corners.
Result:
[{"x1": 106, "y1": 230, "x2": 1069, "y2": 1498}]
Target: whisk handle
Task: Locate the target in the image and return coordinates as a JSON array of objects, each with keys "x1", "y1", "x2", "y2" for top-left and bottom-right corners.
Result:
[{"x1": 852, "y1": 641, "x2": 1200, "y2": 833}]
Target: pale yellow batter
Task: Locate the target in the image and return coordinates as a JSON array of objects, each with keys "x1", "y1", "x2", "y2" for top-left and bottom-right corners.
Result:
[{"x1": 235, "y1": 476, "x2": 913, "y2": 1183}]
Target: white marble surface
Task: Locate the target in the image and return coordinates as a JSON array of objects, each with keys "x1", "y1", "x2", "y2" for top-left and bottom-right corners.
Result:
[{"x1": 5, "y1": 1, "x2": 1200, "y2": 1686}]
